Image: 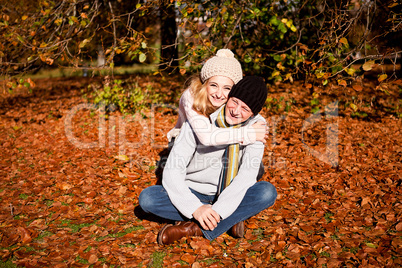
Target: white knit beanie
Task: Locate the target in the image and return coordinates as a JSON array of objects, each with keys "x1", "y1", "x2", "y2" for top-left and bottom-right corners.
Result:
[{"x1": 200, "y1": 49, "x2": 243, "y2": 84}]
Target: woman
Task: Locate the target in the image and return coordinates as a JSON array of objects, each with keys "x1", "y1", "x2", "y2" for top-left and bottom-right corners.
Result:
[{"x1": 167, "y1": 49, "x2": 267, "y2": 147}]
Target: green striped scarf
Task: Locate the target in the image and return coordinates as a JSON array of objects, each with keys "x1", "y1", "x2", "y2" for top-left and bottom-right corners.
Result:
[{"x1": 215, "y1": 106, "x2": 248, "y2": 195}]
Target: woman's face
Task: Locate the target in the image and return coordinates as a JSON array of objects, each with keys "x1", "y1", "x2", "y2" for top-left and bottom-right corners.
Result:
[{"x1": 206, "y1": 76, "x2": 234, "y2": 108}]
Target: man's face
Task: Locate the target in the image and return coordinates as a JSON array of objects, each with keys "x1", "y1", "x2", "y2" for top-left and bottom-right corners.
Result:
[{"x1": 225, "y1": 97, "x2": 253, "y2": 125}]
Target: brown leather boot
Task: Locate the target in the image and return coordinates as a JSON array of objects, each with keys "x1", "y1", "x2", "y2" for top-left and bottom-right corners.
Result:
[
  {"x1": 230, "y1": 221, "x2": 245, "y2": 238},
  {"x1": 157, "y1": 221, "x2": 203, "y2": 245}
]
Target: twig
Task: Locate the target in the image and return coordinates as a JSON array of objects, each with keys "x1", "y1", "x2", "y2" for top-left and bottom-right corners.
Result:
[
  {"x1": 107, "y1": 1, "x2": 117, "y2": 68},
  {"x1": 328, "y1": 51, "x2": 402, "y2": 78},
  {"x1": 224, "y1": 12, "x2": 243, "y2": 48},
  {"x1": 273, "y1": 27, "x2": 304, "y2": 55}
]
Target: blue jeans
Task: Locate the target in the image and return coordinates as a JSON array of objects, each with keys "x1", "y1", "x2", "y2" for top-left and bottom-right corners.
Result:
[{"x1": 138, "y1": 181, "x2": 277, "y2": 240}]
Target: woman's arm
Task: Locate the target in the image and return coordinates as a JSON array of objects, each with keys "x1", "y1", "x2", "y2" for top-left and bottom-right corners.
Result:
[
  {"x1": 166, "y1": 90, "x2": 188, "y2": 142},
  {"x1": 168, "y1": 87, "x2": 267, "y2": 145},
  {"x1": 182, "y1": 89, "x2": 265, "y2": 146}
]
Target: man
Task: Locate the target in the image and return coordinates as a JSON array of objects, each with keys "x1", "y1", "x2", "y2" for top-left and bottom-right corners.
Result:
[{"x1": 139, "y1": 76, "x2": 277, "y2": 245}]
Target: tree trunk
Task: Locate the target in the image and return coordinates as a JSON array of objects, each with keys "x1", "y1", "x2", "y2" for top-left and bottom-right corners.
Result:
[{"x1": 159, "y1": 1, "x2": 178, "y2": 73}]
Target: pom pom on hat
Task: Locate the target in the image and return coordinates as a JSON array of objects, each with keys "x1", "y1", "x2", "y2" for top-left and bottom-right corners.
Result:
[
  {"x1": 215, "y1": 49, "x2": 234, "y2": 58},
  {"x1": 200, "y1": 49, "x2": 243, "y2": 84}
]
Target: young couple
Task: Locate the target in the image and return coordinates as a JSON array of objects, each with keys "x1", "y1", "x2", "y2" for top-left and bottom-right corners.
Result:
[{"x1": 139, "y1": 49, "x2": 277, "y2": 245}]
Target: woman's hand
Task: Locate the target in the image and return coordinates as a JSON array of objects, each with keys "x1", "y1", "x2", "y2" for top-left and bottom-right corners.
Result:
[
  {"x1": 252, "y1": 121, "x2": 269, "y2": 143},
  {"x1": 192, "y1": 204, "x2": 220, "y2": 231}
]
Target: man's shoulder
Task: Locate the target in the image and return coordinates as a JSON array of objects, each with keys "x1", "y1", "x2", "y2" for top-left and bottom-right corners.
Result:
[
  {"x1": 209, "y1": 106, "x2": 224, "y2": 122},
  {"x1": 175, "y1": 120, "x2": 196, "y2": 143},
  {"x1": 248, "y1": 113, "x2": 266, "y2": 125}
]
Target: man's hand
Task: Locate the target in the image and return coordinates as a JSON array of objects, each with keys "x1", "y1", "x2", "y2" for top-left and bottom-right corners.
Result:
[{"x1": 192, "y1": 205, "x2": 220, "y2": 231}]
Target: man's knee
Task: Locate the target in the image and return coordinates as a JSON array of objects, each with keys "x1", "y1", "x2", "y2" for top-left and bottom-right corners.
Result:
[
  {"x1": 258, "y1": 181, "x2": 277, "y2": 207},
  {"x1": 138, "y1": 187, "x2": 154, "y2": 213}
]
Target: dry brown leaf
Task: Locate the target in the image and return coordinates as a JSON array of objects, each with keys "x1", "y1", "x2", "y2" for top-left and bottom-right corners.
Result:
[
  {"x1": 395, "y1": 222, "x2": 402, "y2": 232},
  {"x1": 352, "y1": 84, "x2": 363, "y2": 91},
  {"x1": 88, "y1": 254, "x2": 98, "y2": 264},
  {"x1": 191, "y1": 262, "x2": 201, "y2": 268},
  {"x1": 17, "y1": 227, "x2": 32, "y2": 244},
  {"x1": 181, "y1": 253, "x2": 196, "y2": 264}
]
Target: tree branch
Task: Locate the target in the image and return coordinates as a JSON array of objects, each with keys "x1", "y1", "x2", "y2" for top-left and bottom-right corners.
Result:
[{"x1": 106, "y1": 1, "x2": 117, "y2": 68}]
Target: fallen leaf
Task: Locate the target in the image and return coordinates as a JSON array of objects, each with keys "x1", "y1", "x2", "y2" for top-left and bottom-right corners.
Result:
[
  {"x1": 88, "y1": 254, "x2": 98, "y2": 264},
  {"x1": 17, "y1": 227, "x2": 32, "y2": 244},
  {"x1": 115, "y1": 155, "x2": 130, "y2": 161},
  {"x1": 338, "y1": 80, "x2": 347, "y2": 87},
  {"x1": 181, "y1": 253, "x2": 196, "y2": 264},
  {"x1": 395, "y1": 222, "x2": 402, "y2": 232},
  {"x1": 191, "y1": 262, "x2": 201, "y2": 268}
]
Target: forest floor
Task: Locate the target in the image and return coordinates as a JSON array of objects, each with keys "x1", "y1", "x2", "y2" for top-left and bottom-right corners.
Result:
[{"x1": 0, "y1": 74, "x2": 401, "y2": 267}]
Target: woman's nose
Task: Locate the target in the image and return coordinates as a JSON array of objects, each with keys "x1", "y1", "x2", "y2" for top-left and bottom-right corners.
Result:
[{"x1": 215, "y1": 88, "x2": 222, "y2": 98}]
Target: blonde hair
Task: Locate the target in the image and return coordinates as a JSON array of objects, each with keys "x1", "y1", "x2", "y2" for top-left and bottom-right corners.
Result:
[{"x1": 185, "y1": 74, "x2": 216, "y2": 117}]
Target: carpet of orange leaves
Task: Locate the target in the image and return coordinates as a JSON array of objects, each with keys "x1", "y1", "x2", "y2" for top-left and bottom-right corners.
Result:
[{"x1": 0, "y1": 75, "x2": 401, "y2": 267}]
